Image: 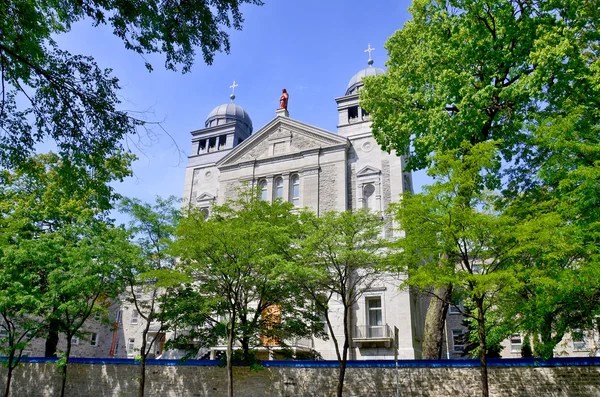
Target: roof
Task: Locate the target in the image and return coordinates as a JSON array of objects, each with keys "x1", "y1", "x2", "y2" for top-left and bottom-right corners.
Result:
[
  {"x1": 205, "y1": 102, "x2": 253, "y2": 133},
  {"x1": 345, "y1": 66, "x2": 385, "y2": 95}
]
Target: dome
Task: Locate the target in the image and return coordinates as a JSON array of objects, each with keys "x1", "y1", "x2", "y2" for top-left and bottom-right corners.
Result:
[
  {"x1": 345, "y1": 66, "x2": 385, "y2": 96},
  {"x1": 205, "y1": 102, "x2": 253, "y2": 133}
]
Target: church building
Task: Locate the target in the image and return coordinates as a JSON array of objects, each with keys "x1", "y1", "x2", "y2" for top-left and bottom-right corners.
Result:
[{"x1": 182, "y1": 52, "x2": 424, "y2": 360}]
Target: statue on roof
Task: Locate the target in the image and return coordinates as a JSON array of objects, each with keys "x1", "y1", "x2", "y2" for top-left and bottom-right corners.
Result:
[{"x1": 279, "y1": 88, "x2": 289, "y2": 110}]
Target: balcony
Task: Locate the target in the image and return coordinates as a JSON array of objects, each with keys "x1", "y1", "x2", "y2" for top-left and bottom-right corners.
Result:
[{"x1": 353, "y1": 324, "x2": 394, "y2": 348}]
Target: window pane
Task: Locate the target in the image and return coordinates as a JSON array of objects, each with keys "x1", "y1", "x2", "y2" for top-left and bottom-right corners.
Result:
[
  {"x1": 363, "y1": 183, "x2": 375, "y2": 210},
  {"x1": 367, "y1": 297, "x2": 382, "y2": 327},
  {"x1": 259, "y1": 180, "x2": 268, "y2": 201},
  {"x1": 291, "y1": 175, "x2": 300, "y2": 206},
  {"x1": 274, "y1": 178, "x2": 283, "y2": 199}
]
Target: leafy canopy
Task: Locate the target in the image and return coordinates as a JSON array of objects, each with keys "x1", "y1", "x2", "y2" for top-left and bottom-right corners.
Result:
[{"x1": 0, "y1": 0, "x2": 262, "y2": 168}]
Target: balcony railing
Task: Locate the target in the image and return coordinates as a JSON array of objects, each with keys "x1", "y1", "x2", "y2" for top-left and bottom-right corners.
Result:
[{"x1": 353, "y1": 324, "x2": 393, "y2": 347}]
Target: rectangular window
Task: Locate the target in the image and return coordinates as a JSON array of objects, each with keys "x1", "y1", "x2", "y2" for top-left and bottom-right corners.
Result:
[
  {"x1": 90, "y1": 333, "x2": 98, "y2": 346},
  {"x1": 0, "y1": 329, "x2": 8, "y2": 338},
  {"x1": 290, "y1": 175, "x2": 300, "y2": 206},
  {"x1": 510, "y1": 334, "x2": 523, "y2": 353},
  {"x1": 448, "y1": 300, "x2": 462, "y2": 314},
  {"x1": 366, "y1": 297, "x2": 383, "y2": 338},
  {"x1": 361, "y1": 108, "x2": 370, "y2": 120},
  {"x1": 572, "y1": 330, "x2": 587, "y2": 351},
  {"x1": 198, "y1": 139, "x2": 207, "y2": 154},
  {"x1": 71, "y1": 336, "x2": 79, "y2": 345},
  {"x1": 452, "y1": 329, "x2": 465, "y2": 352},
  {"x1": 218, "y1": 135, "x2": 227, "y2": 149},
  {"x1": 208, "y1": 136, "x2": 217, "y2": 152},
  {"x1": 348, "y1": 106, "x2": 359, "y2": 123},
  {"x1": 131, "y1": 310, "x2": 139, "y2": 325},
  {"x1": 127, "y1": 338, "x2": 136, "y2": 354},
  {"x1": 274, "y1": 177, "x2": 284, "y2": 200}
]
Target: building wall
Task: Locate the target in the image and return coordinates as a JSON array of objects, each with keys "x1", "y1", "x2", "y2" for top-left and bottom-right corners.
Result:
[{"x1": 2, "y1": 362, "x2": 600, "y2": 397}]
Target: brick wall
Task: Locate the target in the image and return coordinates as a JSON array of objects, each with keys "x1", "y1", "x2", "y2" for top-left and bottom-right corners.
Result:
[{"x1": 1, "y1": 361, "x2": 599, "y2": 397}]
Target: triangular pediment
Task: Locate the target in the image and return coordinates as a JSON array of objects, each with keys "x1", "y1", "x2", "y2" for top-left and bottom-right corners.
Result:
[
  {"x1": 196, "y1": 192, "x2": 216, "y2": 203},
  {"x1": 217, "y1": 116, "x2": 348, "y2": 167},
  {"x1": 357, "y1": 165, "x2": 381, "y2": 177}
]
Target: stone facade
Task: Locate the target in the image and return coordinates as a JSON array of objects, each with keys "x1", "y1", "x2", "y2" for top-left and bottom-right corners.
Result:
[
  {"x1": 2, "y1": 361, "x2": 600, "y2": 397},
  {"x1": 177, "y1": 64, "x2": 423, "y2": 361}
]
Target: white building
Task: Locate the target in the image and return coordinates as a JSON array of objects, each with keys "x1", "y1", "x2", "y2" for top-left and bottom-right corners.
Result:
[{"x1": 180, "y1": 56, "x2": 424, "y2": 361}]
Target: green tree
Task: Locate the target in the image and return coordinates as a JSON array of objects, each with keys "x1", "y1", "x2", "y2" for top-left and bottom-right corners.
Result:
[
  {"x1": 0, "y1": 153, "x2": 134, "y2": 397},
  {"x1": 46, "y1": 223, "x2": 133, "y2": 397},
  {"x1": 295, "y1": 209, "x2": 385, "y2": 397},
  {"x1": 0, "y1": 250, "x2": 44, "y2": 397},
  {"x1": 360, "y1": 0, "x2": 600, "y2": 361},
  {"x1": 497, "y1": 197, "x2": 600, "y2": 359},
  {"x1": 0, "y1": 0, "x2": 262, "y2": 169},
  {"x1": 172, "y1": 191, "x2": 319, "y2": 397},
  {"x1": 391, "y1": 143, "x2": 518, "y2": 397},
  {"x1": 119, "y1": 196, "x2": 186, "y2": 397}
]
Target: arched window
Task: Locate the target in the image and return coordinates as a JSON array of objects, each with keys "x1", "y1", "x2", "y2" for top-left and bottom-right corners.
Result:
[
  {"x1": 290, "y1": 175, "x2": 300, "y2": 206},
  {"x1": 363, "y1": 183, "x2": 375, "y2": 211},
  {"x1": 200, "y1": 207, "x2": 209, "y2": 220},
  {"x1": 274, "y1": 177, "x2": 284, "y2": 200},
  {"x1": 259, "y1": 180, "x2": 268, "y2": 201}
]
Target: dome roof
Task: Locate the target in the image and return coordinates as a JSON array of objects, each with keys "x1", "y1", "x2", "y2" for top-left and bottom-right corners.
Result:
[
  {"x1": 345, "y1": 66, "x2": 385, "y2": 95},
  {"x1": 205, "y1": 102, "x2": 253, "y2": 133}
]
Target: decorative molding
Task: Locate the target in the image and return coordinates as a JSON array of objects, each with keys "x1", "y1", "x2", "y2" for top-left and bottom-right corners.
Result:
[
  {"x1": 356, "y1": 165, "x2": 381, "y2": 178},
  {"x1": 196, "y1": 192, "x2": 216, "y2": 203}
]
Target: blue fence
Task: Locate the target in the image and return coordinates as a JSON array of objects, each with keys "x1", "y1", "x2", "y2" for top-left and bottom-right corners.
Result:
[{"x1": 3, "y1": 356, "x2": 600, "y2": 368}]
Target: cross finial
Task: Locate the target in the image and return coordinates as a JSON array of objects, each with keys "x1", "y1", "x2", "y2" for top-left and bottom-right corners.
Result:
[
  {"x1": 364, "y1": 43, "x2": 375, "y2": 66},
  {"x1": 229, "y1": 80, "x2": 238, "y2": 101}
]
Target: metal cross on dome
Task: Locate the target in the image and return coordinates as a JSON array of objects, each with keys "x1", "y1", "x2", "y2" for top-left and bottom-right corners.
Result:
[
  {"x1": 230, "y1": 80, "x2": 238, "y2": 95},
  {"x1": 364, "y1": 43, "x2": 375, "y2": 61},
  {"x1": 229, "y1": 80, "x2": 238, "y2": 101}
]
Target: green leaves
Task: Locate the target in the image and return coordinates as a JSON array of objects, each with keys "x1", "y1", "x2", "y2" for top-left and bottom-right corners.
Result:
[{"x1": 1, "y1": 0, "x2": 262, "y2": 170}]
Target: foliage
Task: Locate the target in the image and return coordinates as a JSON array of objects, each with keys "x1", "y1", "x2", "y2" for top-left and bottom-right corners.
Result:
[
  {"x1": 361, "y1": 0, "x2": 599, "y2": 373},
  {"x1": 0, "y1": 0, "x2": 262, "y2": 169},
  {"x1": 0, "y1": 153, "x2": 135, "y2": 397},
  {"x1": 295, "y1": 209, "x2": 386, "y2": 397},
  {"x1": 496, "y1": 198, "x2": 600, "y2": 359},
  {"x1": 172, "y1": 189, "x2": 321, "y2": 397},
  {"x1": 391, "y1": 142, "x2": 517, "y2": 397},
  {"x1": 119, "y1": 195, "x2": 184, "y2": 397},
  {"x1": 361, "y1": 0, "x2": 599, "y2": 176}
]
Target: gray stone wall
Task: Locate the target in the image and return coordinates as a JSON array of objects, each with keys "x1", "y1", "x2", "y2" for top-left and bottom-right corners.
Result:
[
  {"x1": 2, "y1": 362, "x2": 599, "y2": 397},
  {"x1": 318, "y1": 164, "x2": 338, "y2": 215}
]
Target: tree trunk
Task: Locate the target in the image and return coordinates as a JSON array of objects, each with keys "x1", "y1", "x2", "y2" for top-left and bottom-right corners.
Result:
[
  {"x1": 241, "y1": 337, "x2": 251, "y2": 363},
  {"x1": 336, "y1": 304, "x2": 351, "y2": 397},
  {"x1": 422, "y1": 285, "x2": 452, "y2": 359},
  {"x1": 226, "y1": 325, "x2": 234, "y2": 397},
  {"x1": 138, "y1": 358, "x2": 146, "y2": 397},
  {"x1": 45, "y1": 318, "x2": 60, "y2": 357},
  {"x1": 475, "y1": 298, "x2": 489, "y2": 397},
  {"x1": 336, "y1": 357, "x2": 347, "y2": 397},
  {"x1": 3, "y1": 352, "x2": 15, "y2": 397},
  {"x1": 59, "y1": 339, "x2": 71, "y2": 397},
  {"x1": 138, "y1": 333, "x2": 148, "y2": 397}
]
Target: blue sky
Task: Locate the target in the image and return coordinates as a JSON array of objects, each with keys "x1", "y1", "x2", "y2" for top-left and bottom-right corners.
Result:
[{"x1": 56, "y1": 0, "x2": 428, "y2": 209}]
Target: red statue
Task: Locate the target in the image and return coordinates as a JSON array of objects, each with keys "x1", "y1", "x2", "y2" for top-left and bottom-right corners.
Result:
[{"x1": 279, "y1": 88, "x2": 289, "y2": 110}]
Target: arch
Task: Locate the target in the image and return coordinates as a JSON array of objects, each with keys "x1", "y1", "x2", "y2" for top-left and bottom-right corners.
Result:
[
  {"x1": 200, "y1": 207, "x2": 210, "y2": 220},
  {"x1": 363, "y1": 183, "x2": 375, "y2": 210}
]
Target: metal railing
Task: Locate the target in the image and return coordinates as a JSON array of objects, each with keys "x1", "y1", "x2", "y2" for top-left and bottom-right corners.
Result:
[{"x1": 354, "y1": 324, "x2": 392, "y2": 340}]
